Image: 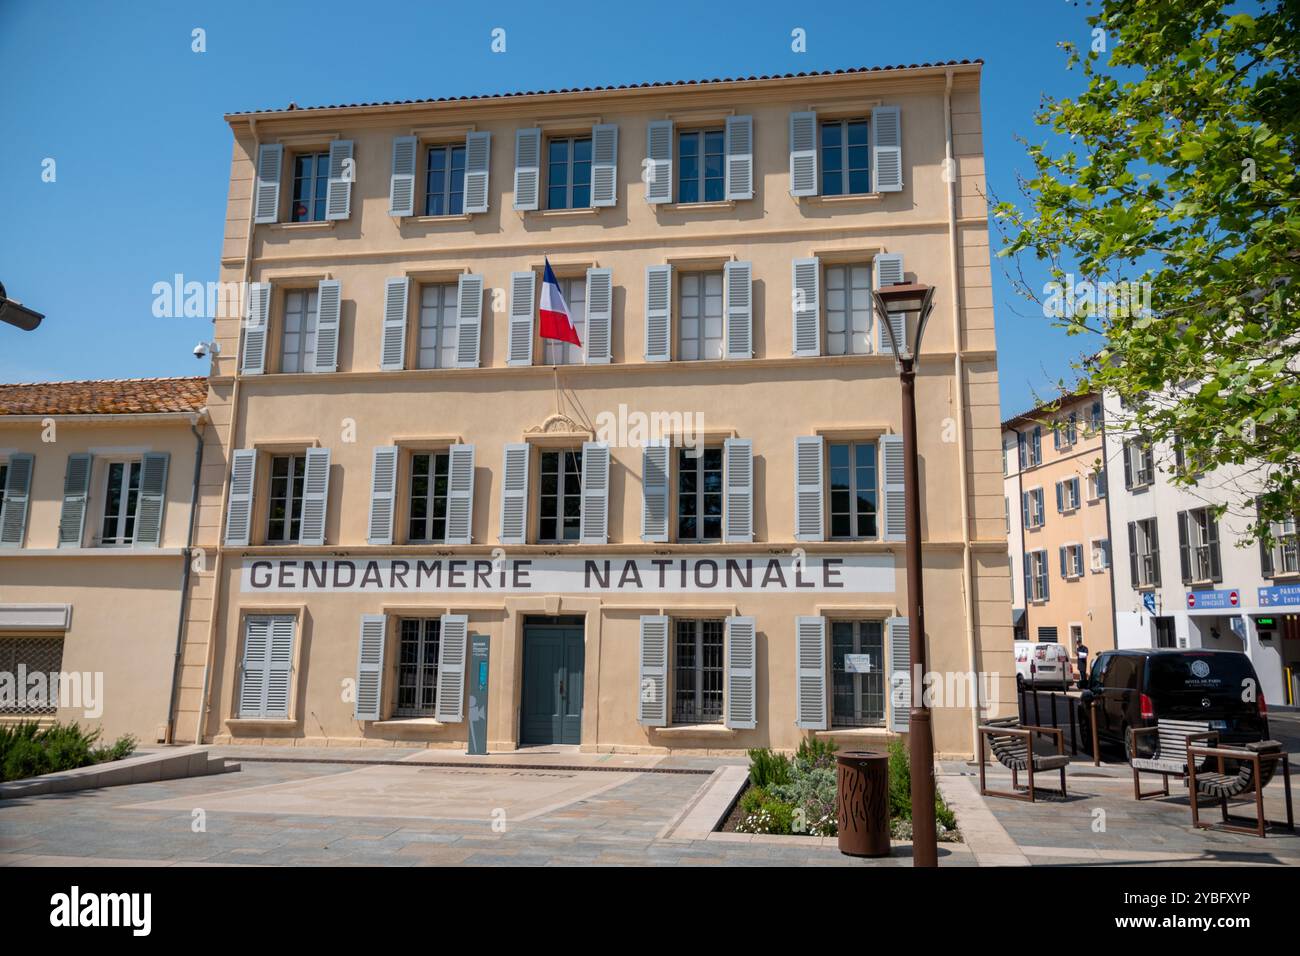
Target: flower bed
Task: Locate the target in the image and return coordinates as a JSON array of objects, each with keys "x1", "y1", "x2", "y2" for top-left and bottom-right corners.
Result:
[
  {"x1": 0, "y1": 720, "x2": 137, "y2": 782},
  {"x1": 722, "y1": 738, "x2": 960, "y2": 842}
]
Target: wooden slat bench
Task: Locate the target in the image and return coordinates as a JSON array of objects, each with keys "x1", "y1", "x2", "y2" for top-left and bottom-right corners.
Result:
[
  {"x1": 1187, "y1": 740, "x2": 1294, "y2": 838},
  {"x1": 978, "y1": 716, "x2": 1069, "y2": 802},
  {"x1": 1127, "y1": 719, "x2": 1215, "y2": 800}
]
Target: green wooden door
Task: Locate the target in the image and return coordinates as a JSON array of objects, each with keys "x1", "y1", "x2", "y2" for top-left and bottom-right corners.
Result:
[{"x1": 521, "y1": 624, "x2": 584, "y2": 745}]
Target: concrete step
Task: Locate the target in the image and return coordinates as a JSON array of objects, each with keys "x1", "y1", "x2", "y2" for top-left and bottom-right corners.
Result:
[{"x1": 0, "y1": 745, "x2": 241, "y2": 800}]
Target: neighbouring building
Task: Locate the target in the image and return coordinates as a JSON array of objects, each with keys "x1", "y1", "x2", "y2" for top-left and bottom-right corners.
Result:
[
  {"x1": 164, "y1": 61, "x2": 1013, "y2": 758},
  {"x1": 1003, "y1": 392, "x2": 1115, "y2": 664},
  {"x1": 1102, "y1": 392, "x2": 1300, "y2": 707},
  {"x1": 0, "y1": 378, "x2": 208, "y2": 742}
]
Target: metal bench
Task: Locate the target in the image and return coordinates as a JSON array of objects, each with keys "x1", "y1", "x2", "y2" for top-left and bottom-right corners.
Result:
[
  {"x1": 1187, "y1": 740, "x2": 1294, "y2": 838},
  {"x1": 978, "y1": 716, "x2": 1069, "y2": 802},
  {"x1": 1127, "y1": 718, "x2": 1215, "y2": 800}
]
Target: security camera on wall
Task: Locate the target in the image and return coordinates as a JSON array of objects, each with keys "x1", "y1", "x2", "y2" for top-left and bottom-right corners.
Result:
[{"x1": 193, "y1": 340, "x2": 221, "y2": 360}]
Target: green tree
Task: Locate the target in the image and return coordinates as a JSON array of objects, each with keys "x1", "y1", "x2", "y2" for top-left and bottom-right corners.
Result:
[{"x1": 996, "y1": 0, "x2": 1300, "y2": 540}]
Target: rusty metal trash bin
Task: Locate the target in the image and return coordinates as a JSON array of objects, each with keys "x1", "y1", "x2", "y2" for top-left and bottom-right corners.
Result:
[{"x1": 836, "y1": 750, "x2": 891, "y2": 857}]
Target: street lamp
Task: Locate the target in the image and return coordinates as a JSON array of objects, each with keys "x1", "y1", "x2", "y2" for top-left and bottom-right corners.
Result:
[
  {"x1": 873, "y1": 279, "x2": 938, "y2": 868},
  {"x1": 0, "y1": 282, "x2": 44, "y2": 331}
]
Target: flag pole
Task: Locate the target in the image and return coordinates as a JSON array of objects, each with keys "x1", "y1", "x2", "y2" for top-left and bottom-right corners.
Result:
[{"x1": 554, "y1": 364, "x2": 560, "y2": 417}]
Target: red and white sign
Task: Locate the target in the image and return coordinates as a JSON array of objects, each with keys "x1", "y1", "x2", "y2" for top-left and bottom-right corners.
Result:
[
  {"x1": 1229, "y1": 589, "x2": 1239, "y2": 607},
  {"x1": 1187, "y1": 593, "x2": 1196, "y2": 609}
]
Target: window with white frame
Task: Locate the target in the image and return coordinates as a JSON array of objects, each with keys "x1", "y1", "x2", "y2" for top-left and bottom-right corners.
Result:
[
  {"x1": 829, "y1": 441, "x2": 878, "y2": 539},
  {"x1": 824, "y1": 263, "x2": 872, "y2": 355},
  {"x1": 820, "y1": 118, "x2": 870, "y2": 196},
  {"x1": 1027, "y1": 550, "x2": 1049, "y2": 602},
  {"x1": 547, "y1": 136, "x2": 592, "y2": 210},
  {"x1": 1276, "y1": 518, "x2": 1299, "y2": 575},
  {"x1": 1057, "y1": 477, "x2": 1081, "y2": 512},
  {"x1": 1022, "y1": 426, "x2": 1043, "y2": 467},
  {"x1": 417, "y1": 283, "x2": 459, "y2": 370},
  {"x1": 1090, "y1": 538, "x2": 1111, "y2": 572},
  {"x1": 677, "y1": 128, "x2": 725, "y2": 204},
  {"x1": 408, "y1": 452, "x2": 450, "y2": 543},
  {"x1": 1179, "y1": 507, "x2": 1221, "y2": 584},
  {"x1": 1087, "y1": 466, "x2": 1107, "y2": 500},
  {"x1": 678, "y1": 271, "x2": 724, "y2": 361},
  {"x1": 538, "y1": 448, "x2": 582, "y2": 543},
  {"x1": 1088, "y1": 400, "x2": 1103, "y2": 432},
  {"x1": 424, "y1": 143, "x2": 466, "y2": 217},
  {"x1": 266, "y1": 454, "x2": 307, "y2": 544},
  {"x1": 395, "y1": 618, "x2": 440, "y2": 717},
  {"x1": 1053, "y1": 413, "x2": 1077, "y2": 450},
  {"x1": 1061, "y1": 543, "x2": 1084, "y2": 579},
  {"x1": 673, "y1": 618, "x2": 724, "y2": 724},
  {"x1": 1024, "y1": 487, "x2": 1045, "y2": 529},
  {"x1": 0, "y1": 638, "x2": 63, "y2": 714},
  {"x1": 677, "y1": 446, "x2": 723, "y2": 542},
  {"x1": 542, "y1": 276, "x2": 586, "y2": 366},
  {"x1": 1129, "y1": 518, "x2": 1161, "y2": 588},
  {"x1": 1124, "y1": 438, "x2": 1154, "y2": 488},
  {"x1": 289, "y1": 152, "x2": 329, "y2": 222},
  {"x1": 280, "y1": 288, "x2": 319, "y2": 373},
  {"x1": 831, "y1": 619, "x2": 885, "y2": 727},
  {"x1": 99, "y1": 460, "x2": 142, "y2": 546}
]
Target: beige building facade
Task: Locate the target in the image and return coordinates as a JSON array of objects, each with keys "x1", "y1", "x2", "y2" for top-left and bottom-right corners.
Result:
[
  {"x1": 165, "y1": 62, "x2": 1011, "y2": 758},
  {"x1": 0, "y1": 378, "x2": 208, "y2": 742},
  {"x1": 1003, "y1": 392, "x2": 1116, "y2": 664}
]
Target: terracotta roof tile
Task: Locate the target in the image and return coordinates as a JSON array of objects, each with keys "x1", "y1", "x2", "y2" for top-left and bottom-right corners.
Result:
[{"x1": 0, "y1": 377, "x2": 208, "y2": 417}]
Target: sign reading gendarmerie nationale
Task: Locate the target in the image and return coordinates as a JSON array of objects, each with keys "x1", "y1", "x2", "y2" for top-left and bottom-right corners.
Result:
[{"x1": 241, "y1": 554, "x2": 892, "y2": 594}]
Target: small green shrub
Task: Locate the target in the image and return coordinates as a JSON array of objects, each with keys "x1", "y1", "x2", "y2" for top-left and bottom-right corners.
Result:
[
  {"x1": 0, "y1": 721, "x2": 136, "y2": 782},
  {"x1": 793, "y1": 736, "x2": 837, "y2": 773},
  {"x1": 771, "y1": 764, "x2": 838, "y2": 836},
  {"x1": 735, "y1": 787, "x2": 796, "y2": 835},
  {"x1": 91, "y1": 734, "x2": 137, "y2": 764},
  {"x1": 746, "y1": 747, "x2": 791, "y2": 788}
]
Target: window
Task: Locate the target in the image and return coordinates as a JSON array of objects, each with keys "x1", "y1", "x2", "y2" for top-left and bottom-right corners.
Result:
[
  {"x1": 539, "y1": 449, "x2": 582, "y2": 542},
  {"x1": 831, "y1": 620, "x2": 885, "y2": 727},
  {"x1": 1004, "y1": 495, "x2": 1010, "y2": 533},
  {"x1": 1022, "y1": 426, "x2": 1043, "y2": 467},
  {"x1": 1124, "y1": 438, "x2": 1154, "y2": 488},
  {"x1": 408, "y1": 452, "x2": 450, "y2": 543},
  {"x1": 1023, "y1": 488, "x2": 1045, "y2": 529},
  {"x1": 267, "y1": 454, "x2": 307, "y2": 544},
  {"x1": 672, "y1": 619, "x2": 724, "y2": 724},
  {"x1": 1129, "y1": 518, "x2": 1161, "y2": 588},
  {"x1": 677, "y1": 129, "x2": 725, "y2": 204},
  {"x1": 1090, "y1": 538, "x2": 1111, "y2": 572},
  {"x1": 542, "y1": 277, "x2": 586, "y2": 366},
  {"x1": 677, "y1": 447, "x2": 722, "y2": 542},
  {"x1": 1060, "y1": 543, "x2": 1084, "y2": 579},
  {"x1": 820, "y1": 119, "x2": 870, "y2": 196},
  {"x1": 678, "y1": 271, "x2": 724, "y2": 361},
  {"x1": 547, "y1": 136, "x2": 592, "y2": 209},
  {"x1": 425, "y1": 144, "x2": 466, "y2": 217},
  {"x1": 280, "y1": 288, "x2": 319, "y2": 373},
  {"x1": 0, "y1": 638, "x2": 63, "y2": 714},
  {"x1": 289, "y1": 152, "x2": 329, "y2": 222},
  {"x1": 1180, "y1": 507, "x2": 1221, "y2": 584},
  {"x1": 1027, "y1": 550, "x2": 1049, "y2": 602},
  {"x1": 1089, "y1": 400, "x2": 1103, "y2": 432},
  {"x1": 417, "y1": 283, "x2": 459, "y2": 369},
  {"x1": 829, "y1": 442, "x2": 878, "y2": 539},
  {"x1": 395, "y1": 618, "x2": 440, "y2": 717},
  {"x1": 1276, "y1": 518, "x2": 1299, "y2": 575},
  {"x1": 1057, "y1": 477, "x2": 1080, "y2": 512},
  {"x1": 824, "y1": 264, "x2": 873, "y2": 355},
  {"x1": 1087, "y1": 467, "x2": 1107, "y2": 501},
  {"x1": 100, "y1": 461, "x2": 142, "y2": 545}
]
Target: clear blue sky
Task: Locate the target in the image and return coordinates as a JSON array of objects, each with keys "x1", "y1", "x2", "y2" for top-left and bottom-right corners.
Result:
[{"x1": 0, "y1": 0, "x2": 1098, "y2": 415}]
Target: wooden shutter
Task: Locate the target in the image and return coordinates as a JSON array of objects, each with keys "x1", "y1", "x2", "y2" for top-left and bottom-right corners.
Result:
[
  {"x1": 1207, "y1": 515, "x2": 1222, "y2": 581},
  {"x1": 794, "y1": 435, "x2": 825, "y2": 542},
  {"x1": 325, "y1": 139, "x2": 354, "y2": 220},
  {"x1": 513, "y1": 127, "x2": 541, "y2": 211},
  {"x1": 644, "y1": 264, "x2": 672, "y2": 362},
  {"x1": 871, "y1": 106, "x2": 903, "y2": 192},
  {"x1": 238, "y1": 616, "x2": 270, "y2": 717},
  {"x1": 1022, "y1": 491, "x2": 1031, "y2": 529},
  {"x1": 725, "y1": 616, "x2": 757, "y2": 730},
  {"x1": 354, "y1": 614, "x2": 386, "y2": 721},
  {"x1": 874, "y1": 253, "x2": 906, "y2": 354},
  {"x1": 888, "y1": 616, "x2": 911, "y2": 732},
  {"x1": 499, "y1": 443, "x2": 530, "y2": 544},
  {"x1": 253, "y1": 143, "x2": 283, "y2": 224},
  {"x1": 791, "y1": 256, "x2": 821, "y2": 356},
  {"x1": 133, "y1": 452, "x2": 170, "y2": 547},
  {"x1": 591, "y1": 123, "x2": 618, "y2": 207},
  {"x1": 298, "y1": 447, "x2": 331, "y2": 547},
  {"x1": 435, "y1": 613, "x2": 467, "y2": 722},
  {"x1": 585, "y1": 267, "x2": 613, "y2": 364},
  {"x1": 311, "y1": 279, "x2": 341, "y2": 373},
  {"x1": 879, "y1": 434, "x2": 906, "y2": 541},
  {"x1": 455, "y1": 273, "x2": 484, "y2": 367},
  {"x1": 638, "y1": 615, "x2": 669, "y2": 726},
  {"x1": 57, "y1": 453, "x2": 93, "y2": 547},
  {"x1": 507, "y1": 271, "x2": 536, "y2": 367},
  {"x1": 724, "y1": 437, "x2": 753, "y2": 543},
  {"x1": 789, "y1": 111, "x2": 818, "y2": 197},
  {"x1": 724, "y1": 115, "x2": 753, "y2": 201},
  {"x1": 1059, "y1": 546, "x2": 1067, "y2": 578},
  {"x1": 388, "y1": 135, "x2": 418, "y2": 216},
  {"x1": 366, "y1": 446, "x2": 399, "y2": 545},
  {"x1": 641, "y1": 440, "x2": 670, "y2": 543},
  {"x1": 579, "y1": 441, "x2": 611, "y2": 544},
  {"x1": 446, "y1": 443, "x2": 476, "y2": 545},
  {"x1": 240, "y1": 282, "x2": 271, "y2": 375},
  {"x1": 1055, "y1": 481, "x2": 1064, "y2": 513},
  {"x1": 724, "y1": 260, "x2": 752, "y2": 360},
  {"x1": 464, "y1": 131, "x2": 491, "y2": 214},
  {"x1": 645, "y1": 120, "x2": 673, "y2": 204},
  {"x1": 0, "y1": 454, "x2": 34, "y2": 547},
  {"x1": 224, "y1": 449, "x2": 258, "y2": 547},
  {"x1": 1177, "y1": 512, "x2": 1192, "y2": 583},
  {"x1": 380, "y1": 276, "x2": 409, "y2": 371},
  {"x1": 264, "y1": 615, "x2": 295, "y2": 718},
  {"x1": 795, "y1": 615, "x2": 827, "y2": 730}
]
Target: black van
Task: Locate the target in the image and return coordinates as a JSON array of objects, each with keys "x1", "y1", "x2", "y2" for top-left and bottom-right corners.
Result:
[{"x1": 1078, "y1": 649, "x2": 1270, "y2": 758}]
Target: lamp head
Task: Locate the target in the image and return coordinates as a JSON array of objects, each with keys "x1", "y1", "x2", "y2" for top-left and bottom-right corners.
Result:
[{"x1": 872, "y1": 282, "x2": 935, "y2": 362}]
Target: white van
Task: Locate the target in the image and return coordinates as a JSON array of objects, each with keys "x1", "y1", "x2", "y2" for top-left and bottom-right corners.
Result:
[{"x1": 1014, "y1": 641, "x2": 1072, "y2": 690}]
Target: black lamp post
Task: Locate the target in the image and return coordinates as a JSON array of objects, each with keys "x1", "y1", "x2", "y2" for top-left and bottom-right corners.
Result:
[
  {"x1": 0, "y1": 283, "x2": 44, "y2": 331},
  {"x1": 873, "y1": 279, "x2": 938, "y2": 868}
]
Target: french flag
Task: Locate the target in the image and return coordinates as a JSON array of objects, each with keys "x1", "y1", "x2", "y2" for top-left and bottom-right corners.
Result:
[{"x1": 539, "y1": 258, "x2": 581, "y2": 347}]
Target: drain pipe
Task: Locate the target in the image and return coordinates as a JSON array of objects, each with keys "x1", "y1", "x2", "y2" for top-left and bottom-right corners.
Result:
[{"x1": 165, "y1": 411, "x2": 207, "y2": 743}]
